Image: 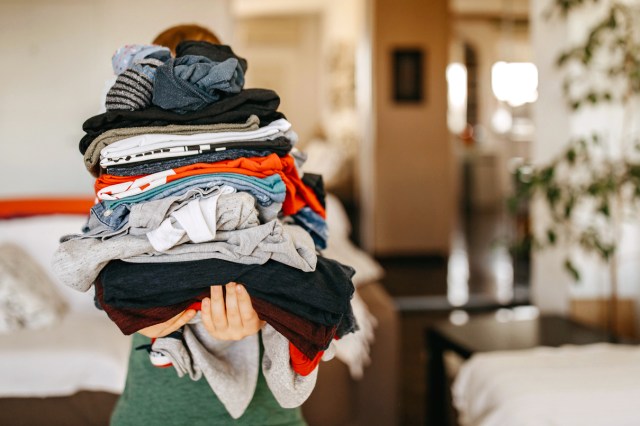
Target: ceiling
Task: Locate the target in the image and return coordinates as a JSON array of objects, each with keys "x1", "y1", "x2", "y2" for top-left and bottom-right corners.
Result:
[
  {"x1": 451, "y1": 0, "x2": 529, "y2": 19},
  {"x1": 231, "y1": 0, "x2": 530, "y2": 22}
]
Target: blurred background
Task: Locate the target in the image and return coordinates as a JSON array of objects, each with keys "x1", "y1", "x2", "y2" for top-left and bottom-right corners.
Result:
[{"x1": 2, "y1": 0, "x2": 640, "y2": 425}]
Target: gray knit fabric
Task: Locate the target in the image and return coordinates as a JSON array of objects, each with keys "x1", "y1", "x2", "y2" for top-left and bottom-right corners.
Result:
[
  {"x1": 261, "y1": 323, "x2": 318, "y2": 408},
  {"x1": 83, "y1": 115, "x2": 260, "y2": 177},
  {"x1": 52, "y1": 222, "x2": 317, "y2": 292},
  {"x1": 106, "y1": 59, "x2": 164, "y2": 111},
  {"x1": 153, "y1": 321, "x2": 259, "y2": 419},
  {"x1": 151, "y1": 332, "x2": 200, "y2": 380},
  {"x1": 150, "y1": 322, "x2": 317, "y2": 419}
]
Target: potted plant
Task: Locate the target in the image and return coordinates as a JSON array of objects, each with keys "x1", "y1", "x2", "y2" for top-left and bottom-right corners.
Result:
[{"x1": 510, "y1": 0, "x2": 640, "y2": 335}]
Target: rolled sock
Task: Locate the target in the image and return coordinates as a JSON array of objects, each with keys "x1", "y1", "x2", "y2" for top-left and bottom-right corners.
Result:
[
  {"x1": 106, "y1": 59, "x2": 165, "y2": 111},
  {"x1": 111, "y1": 44, "x2": 170, "y2": 75},
  {"x1": 151, "y1": 332, "x2": 201, "y2": 380}
]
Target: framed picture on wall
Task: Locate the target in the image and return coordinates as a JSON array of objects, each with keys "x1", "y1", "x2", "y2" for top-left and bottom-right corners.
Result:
[{"x1": 392, "y1": 48, "x2": 424, "y2": 103}]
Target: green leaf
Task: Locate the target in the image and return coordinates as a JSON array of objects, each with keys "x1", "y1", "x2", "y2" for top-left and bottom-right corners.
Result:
[
  {"x1": 507, "y1": 196, "x2": 519, "y2": 213},
  {"x1": 564, "y1": 195, "x2": 575, "y2": 218},
  {"x1": 564, "y1": 259, "x2": 581, "y2": 281},
  {"x1": 546, "y1": 185, "x2": 561, "y2": 205},
  {"x1": 541, "y1": 167, "x2": 555, "y2": 183},
  {"x1": 598, "y1": 201, "x2": 610, "y2": 217},
  {"x1": 557, "y1": 52, "x2": 571, "y2": 66},
  {"x1": 547, "y1": 229, "x2": 558, "y2": 244}
]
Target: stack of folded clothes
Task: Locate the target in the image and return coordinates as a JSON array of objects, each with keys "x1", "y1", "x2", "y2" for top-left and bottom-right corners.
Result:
[{"x1": 52, "y1": 41, "x2": 356, "y2": 418}]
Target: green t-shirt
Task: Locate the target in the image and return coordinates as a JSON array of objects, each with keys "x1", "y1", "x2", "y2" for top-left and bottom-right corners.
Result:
[{"x1": 111, "y1": 333, "x2": 306, "y2": 426}]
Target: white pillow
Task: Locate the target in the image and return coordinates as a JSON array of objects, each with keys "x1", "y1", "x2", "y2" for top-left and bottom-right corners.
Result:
[
  {"x1": 325, "y1": 194, "x2": 351, "y2": 239},
  {"x1": 323, "y1": 194, "x2": 384, "y2": 287},
  {"x1": 301, "y1": 140, "x2": 349, "y2": 189},
  {"x1": 0, "y1": 215, "x2": 99, "y2": 314},
  {"x1": 0, "y1": 243, "x2": 68, "y2": 333}
]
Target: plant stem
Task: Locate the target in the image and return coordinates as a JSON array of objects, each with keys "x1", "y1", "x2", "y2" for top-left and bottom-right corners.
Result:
[{"x1": 608, "y1": 188, "x2": 622, "y2": 337}]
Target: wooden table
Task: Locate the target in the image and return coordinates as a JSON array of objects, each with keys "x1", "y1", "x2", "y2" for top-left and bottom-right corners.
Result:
[{"x1": 425, "y1": 314, "x2": 615, "y2": 425}]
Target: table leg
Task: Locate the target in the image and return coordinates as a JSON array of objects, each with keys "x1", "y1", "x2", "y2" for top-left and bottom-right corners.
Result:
[{"x1": 426, "y1": 329, "x2": 450, "y2": 426}]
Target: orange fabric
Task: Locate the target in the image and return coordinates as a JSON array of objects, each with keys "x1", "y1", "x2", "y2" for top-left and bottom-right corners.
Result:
[
  {"x1": 95, "y1": 154, "x2": 325, "y2": 218},
  {"x1": 0, "y1": 198, "x2": 94, "y2": 219},
  {"x1": 289, "y1": 342, "x2": 323, "y2": 376}
]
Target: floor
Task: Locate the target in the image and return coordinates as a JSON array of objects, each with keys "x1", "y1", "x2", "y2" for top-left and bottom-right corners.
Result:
[{"x1": 378, "y1": 207, "x2": 531, "y2": 426}]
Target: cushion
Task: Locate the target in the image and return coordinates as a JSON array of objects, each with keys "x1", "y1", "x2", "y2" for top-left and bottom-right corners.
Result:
[
  {"x1": 0, "y1": 198, "x2": 94, "y2": 219},
  {"x1": 0, "y1": 243, "x2": 67, "y2": 332},
  {"x1": 323, "y1": 194, "x2": 384, "y2": 287},
  {"x1": 0, "y1": 215, "x2": 98, "y2": 314}
]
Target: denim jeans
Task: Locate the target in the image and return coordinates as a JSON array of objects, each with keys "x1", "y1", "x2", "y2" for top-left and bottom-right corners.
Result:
[
  {"x1": 291, "y1": 207, "x2": 328, "y2": 250},
  {"x1": 152, "y1": 55, "x2": 245, "y2": 113}
]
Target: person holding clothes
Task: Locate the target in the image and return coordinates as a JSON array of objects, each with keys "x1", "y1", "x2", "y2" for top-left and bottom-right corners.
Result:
[
  {"x1": 111, "y1": 283, "x2": 309, "y2": 425},
  {"x1": 104, "y1": 24, "x2": 320, "y2": 426}
]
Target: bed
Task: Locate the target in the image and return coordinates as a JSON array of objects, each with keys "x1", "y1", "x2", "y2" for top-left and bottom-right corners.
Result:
[
  {"x1": 451, "y1": 343, "x2": 640, "y2": 426},
  {"x1": 0, "y1": 195, "x2": 398, "y2": 426}
]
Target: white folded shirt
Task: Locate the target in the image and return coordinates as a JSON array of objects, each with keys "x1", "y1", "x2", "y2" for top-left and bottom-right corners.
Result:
[{"x1": 100, "y1": 119, "x2": 292, "y2": 160}]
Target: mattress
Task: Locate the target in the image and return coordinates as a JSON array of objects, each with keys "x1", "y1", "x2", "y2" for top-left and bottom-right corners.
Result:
[
  {"x1": 452, "y1": 343, "x2": 640, "y2": 426},
  {"x1": 0, "y1": 311, "x2": 130, "y2": 397}
]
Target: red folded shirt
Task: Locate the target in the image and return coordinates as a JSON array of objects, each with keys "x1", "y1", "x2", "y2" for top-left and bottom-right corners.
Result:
[{"x1": 95, "y1": 280, "x2": 331, "y2": 375}]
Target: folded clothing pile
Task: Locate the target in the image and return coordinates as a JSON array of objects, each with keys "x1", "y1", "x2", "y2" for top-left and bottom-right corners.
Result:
[{"x1": 52, "y1": 41, "x2": 356, "y2": 418}]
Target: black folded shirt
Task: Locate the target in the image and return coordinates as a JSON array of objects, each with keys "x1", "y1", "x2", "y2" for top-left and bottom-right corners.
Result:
[
  {"x1": 80, "y1": 88, "x2": 285, "y2": 155},
  {"x1": 100, "y1": 256, "x2": 355, "y2": 328}
]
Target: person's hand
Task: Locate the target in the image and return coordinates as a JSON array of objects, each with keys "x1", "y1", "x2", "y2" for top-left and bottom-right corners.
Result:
[
  {"x1": 201, "y1": 282, "x2": 265, "y2": 341},
  {"x1": 137, "y1": 309, "x2": 196, "y2": 338}
]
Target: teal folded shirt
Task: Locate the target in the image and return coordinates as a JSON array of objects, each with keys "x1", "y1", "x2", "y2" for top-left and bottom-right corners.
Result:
[{"x1": 104, "y1": 173, "x2": 286, "y2": 209}]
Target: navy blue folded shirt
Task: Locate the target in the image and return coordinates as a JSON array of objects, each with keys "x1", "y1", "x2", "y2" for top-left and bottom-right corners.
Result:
[{"x1": 100, "y1": 256, "x2": 355, "y2": 328}]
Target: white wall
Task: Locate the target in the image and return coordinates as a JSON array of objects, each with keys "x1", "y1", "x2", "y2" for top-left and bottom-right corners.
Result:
[
  {"x1": 530, "y1": 0, "x2": 640, "y2": 317},
  {"x1": 0, "y1": 0, "x2": 232, "y2": 197},
  {"x1": 231, "y1": 0, "x2": 364, "y2": 151},
  {"x1": 530, "y1": 0, "x2": 571, "y2": 313},
  {"x1": 232, "y1": 15, "x2": 322, "y2": 146}
]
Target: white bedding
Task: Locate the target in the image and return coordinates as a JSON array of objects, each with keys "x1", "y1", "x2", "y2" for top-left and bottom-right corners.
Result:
[
  {"x1": 0, "y1": 214, "x2": 131, "y2": 397},
  {"x1": 0, "y1": 311, "x2": 130, "y2": 397},
  {"x1": 452, "y1": 343, "x2": 640, "y2": 426}
]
